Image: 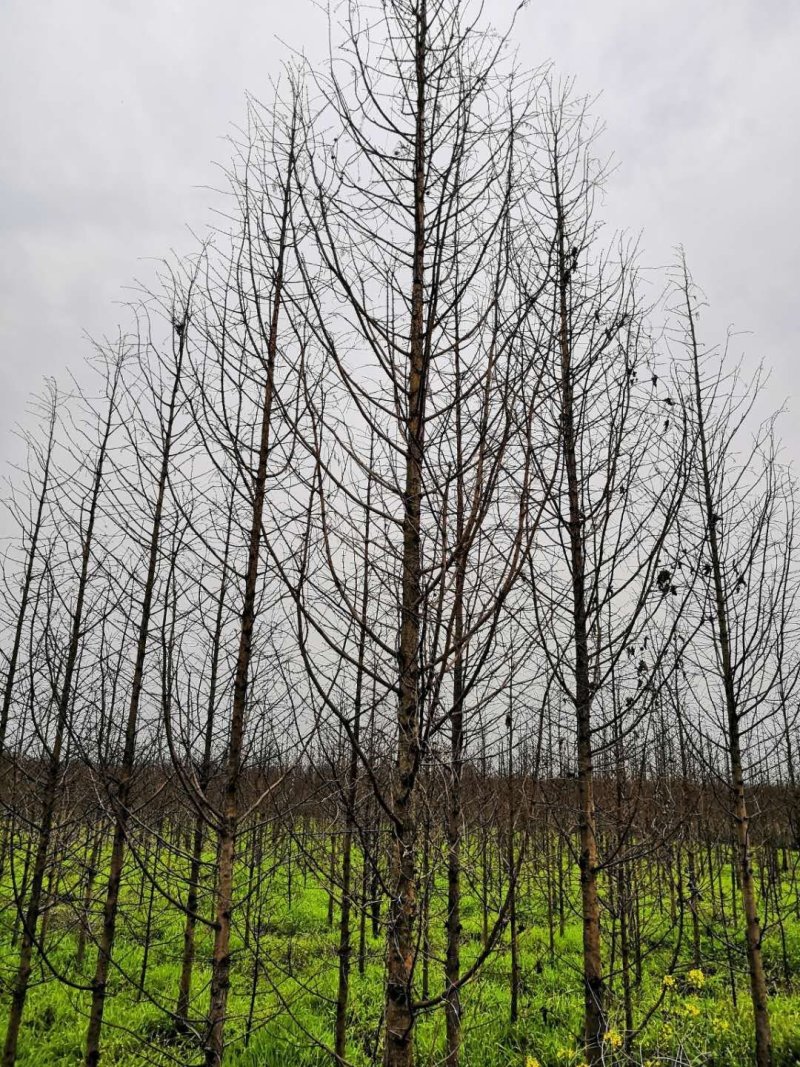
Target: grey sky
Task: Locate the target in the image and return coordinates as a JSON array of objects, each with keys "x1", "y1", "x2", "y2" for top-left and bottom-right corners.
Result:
[{"x1": 1, "y1": 0, "x2": 798, "y2": 470}]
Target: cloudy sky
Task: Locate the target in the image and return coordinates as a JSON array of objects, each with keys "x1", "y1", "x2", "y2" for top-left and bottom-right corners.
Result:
[{"x1": 1, "y1": 0, "x2": 798, "y2": 470}]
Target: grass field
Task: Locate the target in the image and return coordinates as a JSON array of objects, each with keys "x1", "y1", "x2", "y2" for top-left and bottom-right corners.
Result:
[{"x1": 2, "y1": 835, "x2": 799, "y2": 1066}]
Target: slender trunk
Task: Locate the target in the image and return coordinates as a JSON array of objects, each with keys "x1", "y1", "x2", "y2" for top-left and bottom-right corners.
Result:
[
  {"x1": 677, "y1": 710, "x2": 702, "y2": 968},
  {"x1": 245, "y1": 875, "x2": 265, "y2": 1047},
  {"x1": 371, "y1": 832, "x2": 381, "y2": 941},
  {"x1": 204, "y1": 127, "x2": 293, "y2": 1067},
  {"x1": 136, "y1": 835, "x2": 160, "y2": 1000},
  {"x1": 421, "y1": 819, "x2": 430, "y2": 1002},
  {"x1": 619, "y1": 868, "x2": 633, "y2": 1039},
  {"x1": 0, "y1": 396, "x2": 57, "y2": 758},
  {"x1": 328, "y1": 829, "x2": 338, "y2": 928},
  {"x1": 481, "y1": 819, "x2": 489, "y2": 948},
  {"x1": 546, "y1": 830, "x2": 556, "y2": 964},
  {"x1": 335, "y1": 462, "x2": 372, "y2": 1065},
  {"x1": 10, "y1": 829, "x2": 33, "y2": 950},
  {"x1": 508, "y1": 810, "x2": 519, "y2": 1026},
  {"x1": 334, "y1": 812, "x2": 353, "y2": 1063},
  {"x1": 612, "y1": 709, "x2": 633, "y2": 1046},
  {"x1": 558, "y1": 829, "x2": 565, "y2": 938},
  {"x1": 176, "y1": 501, "x2": 233, "y2": 1028},
  {"x1": 358, "y1": 846, "x2": 368, "y2": 976},
  {"x1": 2, "y1": 727, "x2": 64, "y2": 1067},
  {"x1": 445, "y1": 377, "x2": 466, "y2": 1066},
  {"x1": 556, "y1": 185, "x2": 605, "y2": 1063},
  {"x1": 77, "y1": 825, "x2": 103, "y2": 968}
]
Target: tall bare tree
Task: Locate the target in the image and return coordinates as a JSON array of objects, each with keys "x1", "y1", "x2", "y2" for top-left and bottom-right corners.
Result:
[
  {"x1": 672, "y1": 256, "x2": 800, "y2": 1067},
  {"x1": 2, "y1": 353, "x2": 123, "y2": 1067},
  {"x1": 521, "y1": 83, "x2": 689, "y2": 1064},
  {"x1": 83, "y1": 278, "x2": 194, "y2": 1067}
]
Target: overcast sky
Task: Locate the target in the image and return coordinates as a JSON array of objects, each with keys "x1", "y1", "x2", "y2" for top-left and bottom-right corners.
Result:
[{"x1": 1, "y1": 0, "x2": 798, "y2": 471}]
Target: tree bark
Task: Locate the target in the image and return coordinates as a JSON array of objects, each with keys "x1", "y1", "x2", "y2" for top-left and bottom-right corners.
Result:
[
  {"x1": 383, "y1": 7, "x2": 428, "y2": 1065},
  {"x1": 555, "y1": 183, "x2": 605, "y2": 1064}
]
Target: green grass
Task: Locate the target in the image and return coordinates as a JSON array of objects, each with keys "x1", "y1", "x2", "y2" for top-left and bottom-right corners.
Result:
[{"x1": 1, "y1": 834, "x2": 799, "y2": 1065}]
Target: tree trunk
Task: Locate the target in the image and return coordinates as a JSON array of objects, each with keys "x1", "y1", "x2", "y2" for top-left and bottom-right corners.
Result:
[
  {"x1": 0, "y1": 392, "x2": 57, "y2": 758},
  {"x1": 177, "y1": 500, "x2": 233, "y2": 1028},
  {"x1": 204, "y1": 118, "x2": 293, "y2": 1067},
  {"x1": 555, "y1": 184, "x2": 605, "y2": 1063},
  {"x1": 3, "y1": 734, "x2": 63, "y2": 1067},
  {"x1": 77, "y1": 825, "x2": 103, "y2": 969},
  {"x1": 383, "y1": 7, "x2": 428, "y2": 1064},
  {"x1": 335, "y1": 469, "x2": 372, "y2": 1064}
]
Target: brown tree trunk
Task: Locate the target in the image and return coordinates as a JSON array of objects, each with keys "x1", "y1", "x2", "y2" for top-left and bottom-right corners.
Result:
[
  {"x1": 136, "y1": 833, "x2": 161, "y2": 999},
  {"x1": 176, "y1": 495, "x2": 233, "y2": 1029},
  {"x1": 204, "y1": 120, "x2": 293, "y2": 1067},
  {"x1": 176, "y1": 813, "x2": 207, "y2": 1026},
  {"x1": 507, "y1": 736, "x2": 519, "y2": 1026},
  {"x1": 77, "y1": 824, "x2": 103, "y2": 969},
  {"x1": 421, "y1": 818, "x2": 431, "y2": 1002},
  {"x1": 445, "y1": 358, "x2": 467, "y2": 1066},
  {"x1": 383, "y1": 7, "x2": 428, "y2": 1065},
  {"x1": 677, "y1": 708, "x2": 702, "y2": 968},
  {"x1": 328, "y1": 829, "x2": 338, "y2": 929},
  {"x1": 555, "y1": 186, "x2": 605, "y2": 1063},
  {"x1": 334, "y1": 459, "x2": 372, "y2": 1064}
]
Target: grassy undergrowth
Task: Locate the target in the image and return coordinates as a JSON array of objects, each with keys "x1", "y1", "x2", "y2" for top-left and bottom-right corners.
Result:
[{"x1": 1, "y1": 839, "x2": 799, "y2": 1065}]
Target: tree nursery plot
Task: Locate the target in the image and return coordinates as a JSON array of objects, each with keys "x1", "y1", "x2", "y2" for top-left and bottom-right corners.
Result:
[{"x1": 0, "y1": 3, "x2": 799, "y2": 1066}]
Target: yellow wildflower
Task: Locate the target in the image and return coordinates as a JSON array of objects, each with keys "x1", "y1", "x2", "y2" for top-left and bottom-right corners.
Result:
[
  {"x1": 526, "y1": 1058, "x2": 541, "y2": 1067},
  {"x1": 686, "y1": 968, "x2": 705, "y2": 989},
  {"x1": 684, "y1": 1002, "x2": 700, "y2": 1018},
  {"x1": 662, "y1": 974, "x2": 676, "y2": 989},
  {"x1": 605, "y1": 1029, "x2": 623, "y2": 1049}
]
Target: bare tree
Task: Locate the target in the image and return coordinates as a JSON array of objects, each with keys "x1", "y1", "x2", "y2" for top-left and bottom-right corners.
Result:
[
  {"x1": 274, "y1": 3, "x2": 544, "y2": 1062},
  {"x1": 2, "y1": 352, "x2": 123, "y2": 1067},
  {"x1": 83, "y1": 275, "x2": 195, "y2": 1067},
  {"x1": 0, "y1": 384, "x2": 60, "y2": 759},
  {"x1": 672, "y1": 256, "x2": 800, "y2": 1067},
  {"x1": 520, "y1": 82, "x2": 689, "y2": 1064}
]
